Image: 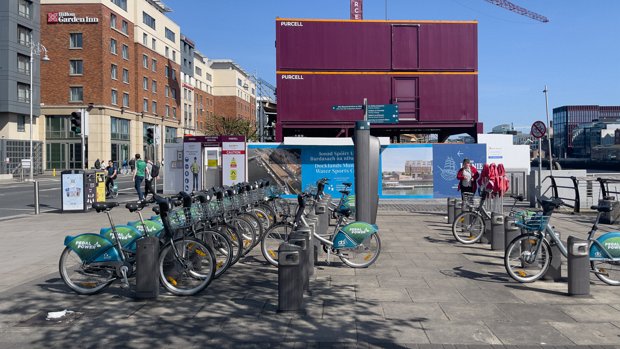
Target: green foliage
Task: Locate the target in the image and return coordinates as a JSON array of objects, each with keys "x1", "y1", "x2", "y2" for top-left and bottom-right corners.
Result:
[{"x1": 205, "y1": 115, "x2": 257, "y2": 141}]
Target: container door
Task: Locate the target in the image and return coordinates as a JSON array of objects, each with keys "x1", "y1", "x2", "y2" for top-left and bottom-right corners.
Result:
[
  {"x1": 392, "y1": 78, "x2": 418, "y2": 121},
  {"x1": 391, "y1": 25, "x2": 419, "y2": 70}
]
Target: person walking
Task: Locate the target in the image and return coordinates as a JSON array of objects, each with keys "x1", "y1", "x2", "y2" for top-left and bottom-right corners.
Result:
[
  {"x1": 94, "y1": 158, "x2": 101, "y2": 170},
  {"x1": 456, "y1": 158, "x2": 479, "y2": 201},
  {"x1": 133, "y1": 154, "x2": 146, "y2": 202},
  {"x1": 144, "y1": 158, "x2": 154, "y2": 202},
  {"x1": 129, "y1": 157, "x2": 136, "y2": 174},
  {"x1": 191, "y1": 157, "x2": 199, "y2": 192}
]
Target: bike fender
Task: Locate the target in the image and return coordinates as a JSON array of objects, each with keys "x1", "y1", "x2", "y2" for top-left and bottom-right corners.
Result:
[
  {"x1": 591, "y1": 232, "x2": 620, "y2": 259},
  {"x1": 99, "y1": 225, "x2": 143, "y2": 251},
  {"x1": 128, "y1": 220, "x2": 164, "y2": 238},
  {"x1": 335, "y1": 221, "x2": 378, "y2": 246},
  {"x1": 64, "y1": 233, "x2": 120, "y2": 262}
]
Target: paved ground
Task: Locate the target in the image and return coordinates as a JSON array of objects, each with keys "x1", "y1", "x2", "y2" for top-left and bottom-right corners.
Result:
[{"x1": 0, "y1": 201, "x2": 620, "y2": 348}]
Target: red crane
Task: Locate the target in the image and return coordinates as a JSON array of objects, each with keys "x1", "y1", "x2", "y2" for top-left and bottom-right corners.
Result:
[{"x1": 482, "y1": 0, "x2": 549, "y2": 22}]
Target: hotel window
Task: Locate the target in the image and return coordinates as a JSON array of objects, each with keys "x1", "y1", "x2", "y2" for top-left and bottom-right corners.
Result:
[
  {"x1": 142, "y1": 12, "x2": 156, "y2": 29},
  {"x1": 70, "y1": 87, "x2": 83, "y2": 102},
  {"x1": 110, "y1": 13, "x2": 117, "y2": 28},
  {"x1": 151, "y1": 59, "x2": 157, "y2": 72},
  {"x1": 17, "y1": 54, "x2": 30, "y2": 75},
  {"x1": 143, "y1": 77, "x2": 148, "y2": 90},
  {"x1": 111, "y1": 0, "x2": 127, "y2": 11},
  {"x1": 18, "y1": 0, "x2": 32, "y2": 19},
  {"x1": 122, "y1": 93, "x2": 129, "y2": 107},
  {"x1": 172, "y1": 69, "x2": 177, "y2": 81},
  {"x1": 110, "y1": 39, "x2": 117, "y2": 54},
  {"x1": 143, "y1": 33, "x2": 148, "y2": 45},
  {"x1": 172, "y1": 50, "x2": 176, "y2": 61},
  {"x1": 122, "y1": 68, "x2": 129, "y2": 83},
  {"x1": 152, "y1": 38, "x2": 156, "y2": 50},
  {"x1": 165, "y1": 86, "x2": 169, "y2": 97},
  {"x1": 195, "y1": 67, "x2": 202, "y2": 77},
  {"x1": 152, "y1": 101, "x2": 157, "y2": 114},
  {"x1": 143, "y1": 99, "x2": 148, "y2": 112},
  {"x1": 111, "y1": 89, "x2": 118, "y2": 105},
  {"x1": 111, "y1": 64, "x2": 118, "y2": 79},
  {"x1": 152, "y1": 80, "x2": 157, "y2": 93},
  {"x1": 69, "y1": 60, "x2": 83, "y2": 75},
  {"x1": 17, "y1": 83, "x2": 30, "y2": 102},
  {"x1": 166, "y1": 105, "x2": 170, "y2": 117},
  {"x1": 122, "y1": 44, "x2": 128, "y2": 60},
  {"x1": 17, "y1": 25, "x2": 32, "y2": 46},
  {"x1": 238, "y1": 78, "x2": 242, "y2": 87},
  {"x1": 164, "y1": 65, "x2": 169, "y2": 77},
  {"x1": 165, "y1": 46, "x2": 169, "y2": 58},
  {"x1": 143, "y1": 54, "x2": 148, "y2": 68},
  {"x1": 121, "y1": 20, "x2": 128, "y2": 34},
  {"x1": 172, "y1": 107, "x2": 177, "y2": 118},
  {"x1": 171, "y1": 88, "x2": 176, "y2": 99},
  {"x1": 17, "y1": 115, "x2": 26, "y2": 132},
  {"x1": 70, "y1": 33, "x2": 83, "y2": 48},
  {"x1": 165, "y1": 28, "x2": 176, "y2": 42}
]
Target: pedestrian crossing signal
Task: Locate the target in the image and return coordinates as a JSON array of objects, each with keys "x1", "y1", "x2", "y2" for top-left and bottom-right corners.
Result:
[{"x1": 70, "y1": 111, "x2": 82, "y2": 135}]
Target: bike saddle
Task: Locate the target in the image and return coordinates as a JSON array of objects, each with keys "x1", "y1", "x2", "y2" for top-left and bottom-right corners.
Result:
[
  {"x1": 152, "y1": 206, "x2": 161, "y2": 215},
  {"x1": 125, "y1": 201, "x2": 147, "y2": 213},
  {"x1": 510, "y1": 194, "x2": 524, "y2": 202},
  {"x1": 194, "y1": 192, "x2": 210, "y2": 203},
  {"x1": 342, "y1": 182, "x2": 352, "y2": 187},
  {"x1": 538, "y1": 196, "x2": 563, "y2": 212},
  {"x1": 92, "y1": 202, "x2": 119, "y2": 213},
  {"x1": 591, "y1": 205, "x2": 613, "y2": 213}
]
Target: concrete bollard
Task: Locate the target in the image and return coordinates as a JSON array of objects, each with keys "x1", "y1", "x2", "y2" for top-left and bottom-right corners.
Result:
[
  {"x1": 504, "y1": 217, "x2": 521, "y2": 251},
  {"x1": 448, "y1": 198, "x2": 456, "y2": 224},
  {"x1": 136, "y1": 236, "x2": 160, "y2": 299},
  {"x1": 454, "y1": 200, "x2": 462, "y2": 222},
  {"x1": 490, "y1": 213, "x2": 505, "y2": 251},
  {"x1": 289, "y1": 230, "x2": 311, "y2": 290},
  {"x1": 568, "y1": 236, "x2": 590, "y2": 296},
  {"x1": 543, "y1": 231, "x2": 562, "y2": 281},
  {"x1": 481, "y1": 215, "x2": 492, "y2": 244},
  {"x1": 278, "y1": 243, "x2": 304, "y2": 312}
]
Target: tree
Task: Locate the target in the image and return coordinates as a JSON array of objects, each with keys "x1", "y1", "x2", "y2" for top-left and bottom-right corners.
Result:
[{"x1": 204, "y1": 115, "x2": 257, "y2": 141}]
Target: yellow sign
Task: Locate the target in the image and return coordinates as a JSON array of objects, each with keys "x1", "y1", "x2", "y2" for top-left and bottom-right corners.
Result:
[
  {"x1": 207, "y1": 159, "x2": 218, "y2": 168},
  {"x1": 231, "y1": 157, "x2": 237, "y2": 168},
  {"x1": 230, "y1": 169, "x2": 237, "y2": 181},
  {"x1": 95, "y1": 171, "x2": 106, "y2": 202}
]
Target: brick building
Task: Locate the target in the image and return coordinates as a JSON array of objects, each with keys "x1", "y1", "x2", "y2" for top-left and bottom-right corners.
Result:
[{"x1": 210, "y1": 59, "x2": 256, "y2": 122}]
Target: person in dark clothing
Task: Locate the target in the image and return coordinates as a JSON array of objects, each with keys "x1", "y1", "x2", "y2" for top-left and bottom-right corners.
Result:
[
  {"x1": 144, "y1": 158, "x2": 155, "y2": 202},
  {"x1": 129, "y1": 158, "x2": 136, "y2": 173},
  {"x1": 105, "y1": 160, "x2": 117, "y2": 197}
]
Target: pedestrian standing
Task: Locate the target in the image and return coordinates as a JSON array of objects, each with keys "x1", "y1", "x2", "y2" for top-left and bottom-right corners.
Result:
[
  {"x1": 129, "y1": 157, "x2": 136, "y2": 173},
  {"x1": 144, "y1": 158, "x2": 154, "y2": 202},
  {"x1": 456, "y1": 158, "x2": 479, "y2": 201},
  {"x1": 94, "y1": 158, "x2": 101, "y2": 169},
  {"x1": 133, "y1": 154, "x2": 146, "y2": 202}
]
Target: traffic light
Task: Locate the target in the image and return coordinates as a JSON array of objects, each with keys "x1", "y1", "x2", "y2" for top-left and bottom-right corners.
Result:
[
  {"x1": 70, "y1": 111, "x2": 82, "y2": 134},
  {"x1": 146, "y1": 127, "x2": 154, "y2": 145}
]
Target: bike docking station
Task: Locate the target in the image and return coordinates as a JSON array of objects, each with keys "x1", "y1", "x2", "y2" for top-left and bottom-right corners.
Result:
[
  {"x1": 568, "y1": 236, "x2": 590, "y2": 297},
  {"x1": 135, "y1": 236, "x2": 160, "y2": 299},
  {"x1": 277, "y1": 242, "x2": 305, "y2": 313}
]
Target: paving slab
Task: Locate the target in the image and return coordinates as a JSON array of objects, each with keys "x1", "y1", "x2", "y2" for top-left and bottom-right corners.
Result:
[
  {"x1": 549, "y1": 322, "x2": 620, "y2": 345},
  {"x1": 484, "y1": 323, "x2": 574, "y2": 346},
  {"x1": 420, "y1": 321, "x2": 501, "y2": 345},
  {"x1": 439, "y1": 303, "x2": 512, "y2": 323},
  {"x1": 356, "y1": 288, "x2": 411, "y2": 303},
  {"x1": 494, "y1": 303, "x2": 576, "y2": 324},
  {"x1": 381, "y1": 302, "x2": 448, "y2": 321},
  {"x1": 406, "y1": 288, "x2": 467, "y2": 303},
  {"x1": 559, "y1": 304, "x2": 620, "y2": 323},
  {"x1": 356, "y1": 319, "x2": 429, "y2": 344}
]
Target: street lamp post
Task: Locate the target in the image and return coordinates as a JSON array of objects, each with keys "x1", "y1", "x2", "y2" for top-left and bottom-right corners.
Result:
[{"x1": 29, "y1": 42, "x2": 49, "y2": 181}]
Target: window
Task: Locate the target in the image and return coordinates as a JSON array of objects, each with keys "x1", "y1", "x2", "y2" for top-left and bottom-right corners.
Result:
[
  {"x1": 17, "y1": 83, "x2": 30, "y2": 102},
  {"x1": 17, "y1": 25, "x2": 32, "y2": 46},
  {"x1": 69, "y1": 60, "x2": 83, "y2": 75},
  {"x1": 111, "y1": 64, "x2": 118, "y2": 79},
  {"x1": 165, "y1": 28, "x2": 176, "y2": 42},
  {"x1": 195, "y1": 67, "x2": 202, "y2": 77},
  {"x1": 17, "y1": 115, "x2": 26, "y2": 132},
  {"x1": 165, "y1": 105, "x2": 170, "y2": 117},
  {"x1": 151, "y1": 80, "x2": 157, "y2": 93},
  {"x1": 122, "y1": 93, "x2": 129, "y2": 107},
  {"x1": 152, "y1": 101, "x2": 157, "y2": 114},
  {"x1": 121, "y1": 44, "x2": 128, "y2": 60},
  {"x1": 70, "y1": 33, "x2": 83, "y2": 48},
  {"x1": 18, "y1": 0, "x2": 32, "y2": 19},
  {"x1": 152, "y1": 38, "x2": 156, "y2": 50},
  {"x1": 110, "y1": 38, "x2": 117, "y2": 54},
  {"x1": 142, "y1": 12, "x2": 156, "y2": 29},
  {"x1": 172, "y1": 69, "x2": 177, "y2": 81},
  {"x1": 206, "y1": 73, "x2": 212, "y2": 82},
  {"x1": 171, "y1": 88, "x2": 176, "y2": 99},
  {"x1": 111, "y1": 0, "x2": 127, "y2": 11},
  {"x1": 110, "y1": 13, "x2": 117, "y2": 28},
  {"x1": 121, "y1": 20, "x2": 128, "y2": 34},
  {"x1": 172, "y1": 51, "x2": 176, "y2": 61},
  {"x1": 143, "y1": 77, "x2": 148, "y2": 90},
  {"x1": 70, "y1": 87, "x2": 83, "y2": 102},
  {"x1": 17, "y1": 54, "x2": 30, "y2": 75},
  {"x1": 122, "y1": 68, "x2": 129, "y2": 83},
  {"x1": 143, "y1": 99, "x2": 148, "y2": 112},
  {"x1": 111, "y1": 89, "x2": 118, "y2": 105},
  {"x1": 172, "y1": 107, "x2": 177, "y2": 118},
  {"x1": 111, "y1": 117, "x2": 130, "y2": 141},
  {"x1": 165, "y1": 65, "x2": 169, "y2": 77},
  {"x1": 165, "y1": 46, "x2": 169, "y2": 58},
  {"x1": 151, "y1": 59, "x2": 157, "y2": 72},
  {"x1": 143, "y1": 33, "x2": 148, "y2": 45},
  {"x1": 238, "y1": 78, "x2": 242, "y2": 87},
  {"x1": 165, "y1": 86, "x2": 169, "y2": 97},
  {"x1": 143, "y1": 54, "x2": 148, "y2": 68}
]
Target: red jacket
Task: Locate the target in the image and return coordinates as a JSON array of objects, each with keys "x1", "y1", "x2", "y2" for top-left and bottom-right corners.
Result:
[{"x1": 457, "y1": 166, "x2": 479, "y2": 192}]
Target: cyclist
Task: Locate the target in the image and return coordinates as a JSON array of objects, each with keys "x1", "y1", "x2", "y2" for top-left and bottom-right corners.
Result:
[{"x1": 106, "y1": 160, "x2": 118, "y2": 198}]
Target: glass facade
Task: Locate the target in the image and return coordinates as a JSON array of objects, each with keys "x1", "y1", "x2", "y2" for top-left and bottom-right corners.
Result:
[{"x1": 45, "y1": 116, "x2": 83, "y2": 169}]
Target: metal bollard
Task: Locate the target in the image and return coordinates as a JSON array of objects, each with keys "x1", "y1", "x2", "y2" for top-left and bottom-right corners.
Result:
[
  {"x1": 136, "y1": 236, "x2": 160, "y2": 299},
  {"x1": 447, "y1": 198, "x2": 455, "y2": 224},
  {"x1": 34, "y1": 181, "x2": 40, "y2": 215},
  {"x1": 504, "y1": 217, "x2": 521, "y2": 251},
  {"x1": 278, "y1": 242, "x2": 304, "y2": 312},
  {"x1": 491, "y1": 213, "x2": 505, "y2": 250},
  {"x1": 543, "y1": 231, "x2": 562, "y2": 281},
  {"x1": 568, "y1": 236, "x2": 590, "y2": 296},
  {"x1": 289, "y1": 230, "x2": 310, "y2": 290}
]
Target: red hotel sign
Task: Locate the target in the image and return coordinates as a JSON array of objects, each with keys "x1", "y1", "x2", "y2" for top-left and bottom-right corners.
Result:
[{"x1": 350, "y1": 0, "x2": 363, "y2": 20}]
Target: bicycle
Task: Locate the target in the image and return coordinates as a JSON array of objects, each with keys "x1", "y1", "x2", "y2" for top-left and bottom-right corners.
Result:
[
  {"x1": 59, "y1": 198, "x2": 217, "y2": 296},
  {"x1": 106, "y1": 179, "x2": 118, "y2": 199},
  {"x1": 504, "y1": 196, "x2": 620, "y2": 285},
  {"x1": 451, "y1": 192, "x2": 525, "y2": 244}
]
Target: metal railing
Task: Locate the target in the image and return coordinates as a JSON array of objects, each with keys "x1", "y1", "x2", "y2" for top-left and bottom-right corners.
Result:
[
  {"x1": 597, "y1": 177, "x2": 620, "y2": 200},
  {"x1": 541, "y1": 175, "x2": 580, "y2": 213}
]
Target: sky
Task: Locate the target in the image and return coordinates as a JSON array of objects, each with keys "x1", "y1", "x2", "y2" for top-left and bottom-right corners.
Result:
[{"x1": 164, "y1": 0, "x2": 620, "y2": 132}]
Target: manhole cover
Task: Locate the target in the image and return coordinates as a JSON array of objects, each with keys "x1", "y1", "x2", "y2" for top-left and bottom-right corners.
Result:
[{"x1": 16, "y1": 311, "x2": 83, "y2": 327}]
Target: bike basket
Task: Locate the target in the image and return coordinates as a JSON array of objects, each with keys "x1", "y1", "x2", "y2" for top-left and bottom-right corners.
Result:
[
  {"x1": 206, "y1": 201, "x2": 223, "y2": 217},
  {"x1": 222, "y1": 197, "x2": 235, "y2": 212},
  {"x1": 168, "y1": 207, "x2": 199, "y2": 229},
  {"x1": 516, "y1": 214, "x2": 550, "y2": 231}
]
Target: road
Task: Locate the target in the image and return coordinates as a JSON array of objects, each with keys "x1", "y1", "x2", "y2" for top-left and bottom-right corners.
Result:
[{"x1": 0, "y1": 174, "x2": 157, "y2": 219}]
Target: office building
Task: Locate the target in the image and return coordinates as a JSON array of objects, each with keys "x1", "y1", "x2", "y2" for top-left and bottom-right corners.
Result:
[{"x1": 210, "y1": 59, "x2": 256, "y2": 121}]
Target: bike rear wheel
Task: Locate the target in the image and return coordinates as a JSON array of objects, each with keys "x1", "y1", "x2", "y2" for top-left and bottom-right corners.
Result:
[
  {"x1": 504, "y1": 234, "x2": 551, "y2": 283},
  {"x1": 216, "y1": 223, "x2": 243, "y2": 265},
  {"x1": 195, "y1": 229, "x2": 233, "y2": 279},
  {"x1": 591, "y1": 259, "x2": 620, "y2": 286},
  {"x1": 452, "y1": 212, "x2": 485, "y2": 244},
  {"x1": 159, "y1": 238, "x2": 216, "y2": 296},
  {"x1": 230, "y1": 216, "x2": 257, "y2": 255},
  {"x1": 339, "y1": 233, "x2": 381, "y2": 268},
  {"x1": 59, "y1": 247, "x2": 115, "y2": 295},
  {"x1": 261, "y1": 222, "x2": 294, "y2": 267}
]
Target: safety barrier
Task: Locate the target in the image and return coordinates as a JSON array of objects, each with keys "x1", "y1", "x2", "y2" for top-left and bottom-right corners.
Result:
[{"x1": 541, "y1": 175, "x2": 580, "y2": 213}]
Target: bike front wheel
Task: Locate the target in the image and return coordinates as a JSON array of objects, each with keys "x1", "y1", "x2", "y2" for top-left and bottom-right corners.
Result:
[
  {"x1": 159, "y1": 238, "x2": 216, "y2": 296},
  {"x1": 338, "y1": 233, "x2": 381, "y2": 268},
  {"x1": 261, "y1": 222, "x2": 294, "y2": 267},
  {"x1": 195, "y1": 229, "x2": 233, "y2": 279},
  {"x1": 591, "y1": 259, "x2": 620, "y2": 286},
  {"x1": 504, "y1": 234, "x2": 551, "y2": 283},
  {"x1": 58, "y1": 247, "x2": 115, "y2": 295},
  {"x1": 452, "y1": 212, "x2": 485, "y2": 244}
]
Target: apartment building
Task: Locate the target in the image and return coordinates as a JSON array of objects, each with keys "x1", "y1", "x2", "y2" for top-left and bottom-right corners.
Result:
[
  {"x1": 193, "y1": 50, "x2": 214, "y2": 135},
  {"x1": 40, "y1": 0, "x2": 182, "y2": 169},
  {"x1": 210, "y1": 59, "x2": 256, "y2": 122},
  {"x1": 0, "y1": 0, "x2": 43, "y2": 174}
]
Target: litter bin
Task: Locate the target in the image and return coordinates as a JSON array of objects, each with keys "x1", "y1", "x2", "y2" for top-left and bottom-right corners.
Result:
[{"x1": 278, "y1": 242, "x2": 304, "y2": 312}]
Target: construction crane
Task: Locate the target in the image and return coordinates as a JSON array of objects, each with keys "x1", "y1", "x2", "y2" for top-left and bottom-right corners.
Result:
[{"x1": 482, "y1": 0, "x2": 549, "y2": 22}]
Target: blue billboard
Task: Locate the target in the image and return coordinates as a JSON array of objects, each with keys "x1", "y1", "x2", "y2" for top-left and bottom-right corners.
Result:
[
  {"x1": 301, "y1": 146, "x2": 355, "y2": 197},
  {"x1": 432, "y1": 144, "x2": 487, "y2": 198}
]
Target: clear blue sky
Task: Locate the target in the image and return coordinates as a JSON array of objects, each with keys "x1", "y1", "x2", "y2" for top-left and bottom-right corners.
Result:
[{"x1": 164, "y1": 0, "x2": 620, "y2": 132}]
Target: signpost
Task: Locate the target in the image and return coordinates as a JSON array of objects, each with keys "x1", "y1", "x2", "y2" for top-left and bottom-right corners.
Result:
[
  {"x1": 531, "y1": 121, "x2": 547, "y2": 207},
  {"x1": 332, "y1": 102, "x2": 399, "y2": 124}
]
